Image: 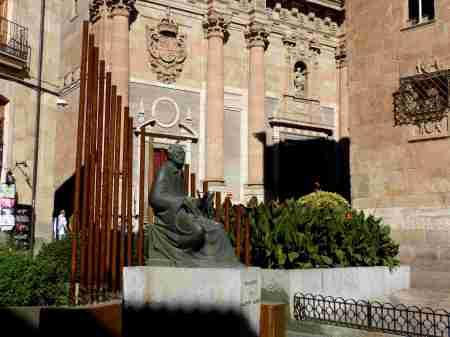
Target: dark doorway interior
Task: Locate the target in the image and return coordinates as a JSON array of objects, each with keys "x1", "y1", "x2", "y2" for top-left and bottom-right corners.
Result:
[{"x1": 265, "y1": 137, "x2": 351, "y2": 203}]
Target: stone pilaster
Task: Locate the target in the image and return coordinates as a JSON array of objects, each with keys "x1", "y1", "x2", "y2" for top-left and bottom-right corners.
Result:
[
  {"x1": 202, "y1": 3, "x2": 230, "y2": 189},
  {"x1": 244, "y1": 13, "x2": 270, "y2": 202}
]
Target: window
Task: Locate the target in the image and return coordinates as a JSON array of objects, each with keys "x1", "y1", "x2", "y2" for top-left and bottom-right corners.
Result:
[{"x1": 408, "y1": 0, "x2": 435, "y2": 25}]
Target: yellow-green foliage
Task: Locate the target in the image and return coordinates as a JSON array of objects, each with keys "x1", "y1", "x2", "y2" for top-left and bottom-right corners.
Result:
[{"x1": 298, "y1": 191, "x2": 350, "y2": 210}]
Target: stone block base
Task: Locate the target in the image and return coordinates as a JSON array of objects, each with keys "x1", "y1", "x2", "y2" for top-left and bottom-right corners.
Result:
[
  {"x1": 244, "y1": 184, "x2": 265, "y2": 203},
  {"x1": 123, "y1": 266, "x2": 261, "y2": 337}
]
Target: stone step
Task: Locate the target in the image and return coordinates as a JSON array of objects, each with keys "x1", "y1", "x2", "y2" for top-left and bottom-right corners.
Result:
[
  {"x1": 387, "y1": 288, "x2": 450, "y2": 310},
  {"x1": 410, "y1": 267, "x2": 450, "y2": 290}
]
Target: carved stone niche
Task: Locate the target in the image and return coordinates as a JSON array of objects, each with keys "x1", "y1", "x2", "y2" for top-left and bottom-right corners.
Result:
[{"x1": 146, "y1": 9, "x2": 187, "y2": 84}]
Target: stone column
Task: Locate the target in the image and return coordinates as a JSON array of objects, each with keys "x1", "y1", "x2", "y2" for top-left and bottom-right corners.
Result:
[
  {"x1": 244, "y1": 17, "x2": 270, "y2": 201},
  {"x1": 90, "y1": 0, "x2": 138, "y2": 108},
  {"x1": 202, "y1": 5, "x2": 230, "y2": 189}
]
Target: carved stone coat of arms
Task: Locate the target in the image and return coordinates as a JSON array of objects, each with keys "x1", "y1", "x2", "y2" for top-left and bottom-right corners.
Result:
[{"x1": 146, "y1": 10, "x2": 187, "y2": 84}]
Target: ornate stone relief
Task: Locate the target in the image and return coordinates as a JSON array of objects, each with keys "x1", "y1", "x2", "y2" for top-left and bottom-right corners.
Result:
[
  {"x1": 89, "y1": 0, "x2": 138, "y2": 25},
  {"x1": 202, "y1": 9, "x2": 231, "y2": 42},
  {"x1": 244, "y1": 21, "x2": 270, "y2": 50},
  {"x1": 146, "y1": 9, "x2": 187, "y2": 84},
  {"x1": 283, "y1": 30, "x2": 320, "y2": 98}
]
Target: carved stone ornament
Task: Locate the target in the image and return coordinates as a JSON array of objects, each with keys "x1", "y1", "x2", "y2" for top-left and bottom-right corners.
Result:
[
  {"x1": 244, "y1": 21, "x2": 270, "y2": 50},
  {"x1": 89, "y1": 0, "x2": 138, "y2": 25},
  {"x1": 202, "y1": 9, "x2": 231, "y2": 42},
  {"x1": 283, "y1": 30, "x2": 321, "y2": 66},
  {"x1": 146, "y1": 9, "x2": 187, "y2": 84}
]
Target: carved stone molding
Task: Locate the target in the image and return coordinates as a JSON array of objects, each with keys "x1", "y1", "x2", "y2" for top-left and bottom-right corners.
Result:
[
  {"x1": 146, "y1": 9, "x2": 187, "y2": 84},
  {"x1": 244, "y1": 21, "x2": 270, "y2": 50},
  {"x1": 202, "y1": 9, "x2": 231, "y2": 42},
  {"x1": 89, "y1": 0, "x2": 138, "y2": 26}
]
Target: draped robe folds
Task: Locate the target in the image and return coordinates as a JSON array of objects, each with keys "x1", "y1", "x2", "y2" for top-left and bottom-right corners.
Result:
[{"x1": 149, "y1": 161, "x2": 240, "y2": 267}]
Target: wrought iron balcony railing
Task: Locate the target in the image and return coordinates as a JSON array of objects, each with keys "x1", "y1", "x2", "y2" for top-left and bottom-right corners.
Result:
[{"x1": 0, "y1": 16, "x2": 29, "y2": 64}]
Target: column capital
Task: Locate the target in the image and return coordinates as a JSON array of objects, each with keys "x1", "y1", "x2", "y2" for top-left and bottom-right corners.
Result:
[
  {"x1": 89, "y1": 0, "x2": 138, "y2": 27},
  {"x1": 202, "y1": 8, "x2": 231, "y2": 42},
  {"x1": 244, "y1": 21, "x2": 270, "y2": 51}
]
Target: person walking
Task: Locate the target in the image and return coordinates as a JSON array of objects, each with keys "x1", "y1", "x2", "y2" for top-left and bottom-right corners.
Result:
[{"x1": 53, "y1": 209, "x2": 68, "y2": 240}]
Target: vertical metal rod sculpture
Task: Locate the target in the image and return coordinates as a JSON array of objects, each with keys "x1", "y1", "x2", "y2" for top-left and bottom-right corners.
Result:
[
  {"x1": 126, "y1": 114, "x2": 133, "y2": 266},
  {"x1": 80, "y1": 34, "x2": 95, "y2": 292},
  {"x1": 102, "y1": 72, "x2": 112, "y2": 288},
  {"x1": 184, "y1": 164, "x2": 190, "y2": 194},
  {"x1": 94, "y1": 60, "x2": 105, "y2": 293},
  {"x1": 235, "y1": 205, "x2": 242, "y2": 259},
  {"x1": 137, "y1": 129, "x2": 145, "y2": 266},
  {"x1": 119, "y1": 104, "x2": 127, "y2": 286},
  {"x1": 190, "y1": 173, "x2": 196, "y2": 198},
  {"x1": 215, "y1": 192, "x2": 221, "y2": 223},
  {"x1": 147, "y1": 137, "x2": 154, "y2": 221},
  {"x1": 223, "y1": 197, "x2": 230, "y2": 233},
  {"x1": 244, "y1": 212, "x2": 251, "y2": 266},
  {"x1": 70, "y1": 21, "x2": 89, "y2": 303},
  {"x1": 111, "y1": 94, "x2": 121, "y2": 293},
  {"x1": 87, "y1": 46, "x2": 99, "y2": 298}
]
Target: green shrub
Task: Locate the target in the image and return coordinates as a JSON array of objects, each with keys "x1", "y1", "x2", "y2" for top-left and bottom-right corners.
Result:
[
  {"x1": 248, "y1": 199, "x2": 399, "y2": 270},
  {"x1": 0, "y1": 237, "x2": 72, "y2": 307},
  {"x1": 298, "y1": 191, "x2": 350, "y2": 210}
]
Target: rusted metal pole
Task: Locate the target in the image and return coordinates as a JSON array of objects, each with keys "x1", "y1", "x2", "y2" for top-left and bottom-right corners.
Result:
[
  {"x1": 215, "y1": 191, "x2": 221, "y2": 223},
  {"x1": 137, "y1": 129, "x2": 145, "y2": 266},
  {"x1": 147, "y1": 137, "x2": 154, "y2": 223},
  {"x1": 108, "y1": 85, "x2": 117, "y2": 291},
  {"x1": 95, "y1": 60, "x2": 106, "y2": 292},
  {"x1": 223, "y1": 197, "x2": 230, "y2": 233},
  {"x1": 80, "y1": 34, "x2": 95, "y2": 292},
  {"x1": 202, "y1": 181, "x2": 208, "y2": 196},
  {"x1": 184, "y1": 164, "x2": 190, "y2": 195},
  {"x1": 111, "y1": 94, "x2": 121, "y2": 293},
  {"x1": 119, "y1": 101, "x2": 127, "y2": 288},
  {"x1": 190, "y1": 173, "x2": 195, "y2": 198},
  {"x1": 235, "y1": 205, "x2": 242, "y2": 259},
  {"x1": 70, "y1": 20, "x2": 89, "y2": 303},
  {"x1": 244, "y1": 211, "x2": 251, "y2": 266},
  {"x1": 126, "y1": 115, "x2": 133, "y2": 266},
  {"x1": 87, "y1": 46, "x2": 99, "y2": 299},
  {"x1": 102, "y1": 72, "x2": 112, "y2": 287}
]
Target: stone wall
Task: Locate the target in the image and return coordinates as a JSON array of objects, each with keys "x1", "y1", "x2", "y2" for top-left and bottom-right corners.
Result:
[
  {"x1": 346, "y1": 0, "x2": 450, "y2": 288},
  {"x1": 1, "y1": 0, "x2": 63, "y2": 243}
]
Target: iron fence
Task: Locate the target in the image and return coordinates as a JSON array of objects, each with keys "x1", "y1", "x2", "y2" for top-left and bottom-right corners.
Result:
[
  {"x1": 0, "y1": 16, "x2": 29, "y2": 63},
  {"x1": 294, "y1": 293, "x2": 450, "y2": 337}
]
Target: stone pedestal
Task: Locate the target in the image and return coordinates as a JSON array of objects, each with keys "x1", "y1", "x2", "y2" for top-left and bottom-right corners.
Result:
[{"x1": 123, "y1": 266, "x2": 261, "y2": 336}]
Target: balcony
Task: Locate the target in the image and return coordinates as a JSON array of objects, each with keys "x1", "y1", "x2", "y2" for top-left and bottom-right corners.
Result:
[{"x1": 0, "y1": 17, "x2": 30, "y2": 72}]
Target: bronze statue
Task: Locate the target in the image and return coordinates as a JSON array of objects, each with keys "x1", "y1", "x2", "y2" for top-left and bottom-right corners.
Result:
[{"x1": 148, "y1": 144, "x2": 241, "y2": 267}]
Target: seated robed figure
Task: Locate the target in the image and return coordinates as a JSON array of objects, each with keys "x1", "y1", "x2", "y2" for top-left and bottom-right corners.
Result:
[{"x1": 148, "y1": 144, "x2": 240, "y2": 267}]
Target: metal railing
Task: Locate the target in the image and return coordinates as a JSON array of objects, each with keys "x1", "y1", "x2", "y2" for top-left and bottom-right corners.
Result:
[
  {"x1": 0, "y1": 16, "x2": 29, "y2": 63},
  {"x1": 294, "y1": 293, "x2": 450, "y2": 337}
]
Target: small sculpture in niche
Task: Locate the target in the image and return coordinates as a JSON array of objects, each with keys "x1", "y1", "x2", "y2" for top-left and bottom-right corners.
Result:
[
  {"x1": 293, "y1": 62, "x2": 307, "y2": 98},
  {"x1": 146, "y1": 8, "x2": 187, "y2": 84}
]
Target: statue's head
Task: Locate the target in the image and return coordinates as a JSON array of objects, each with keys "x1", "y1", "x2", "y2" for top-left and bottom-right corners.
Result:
[{"x1": 168, "y1": 144, "x2": 185, "y2": 168}]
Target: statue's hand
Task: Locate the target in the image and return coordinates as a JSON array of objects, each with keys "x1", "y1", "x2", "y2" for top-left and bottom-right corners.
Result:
[{"x1": 183, "y1": 196, "x2": 200, "y2": 215}]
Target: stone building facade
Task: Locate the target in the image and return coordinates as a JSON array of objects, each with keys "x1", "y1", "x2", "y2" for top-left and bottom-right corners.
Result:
[
  {"x1": 0, "y1": 0, "x2": 63, "y2": 248},
  {"x1": 2, "y1": 0, "x2": 448, "y2": 289},
  {"x1": 346, "y1": 0, "x2": 450, "y2": 289},
  {"x1": 0, "y1": 0, "x2": 343, "y2": 246}
]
